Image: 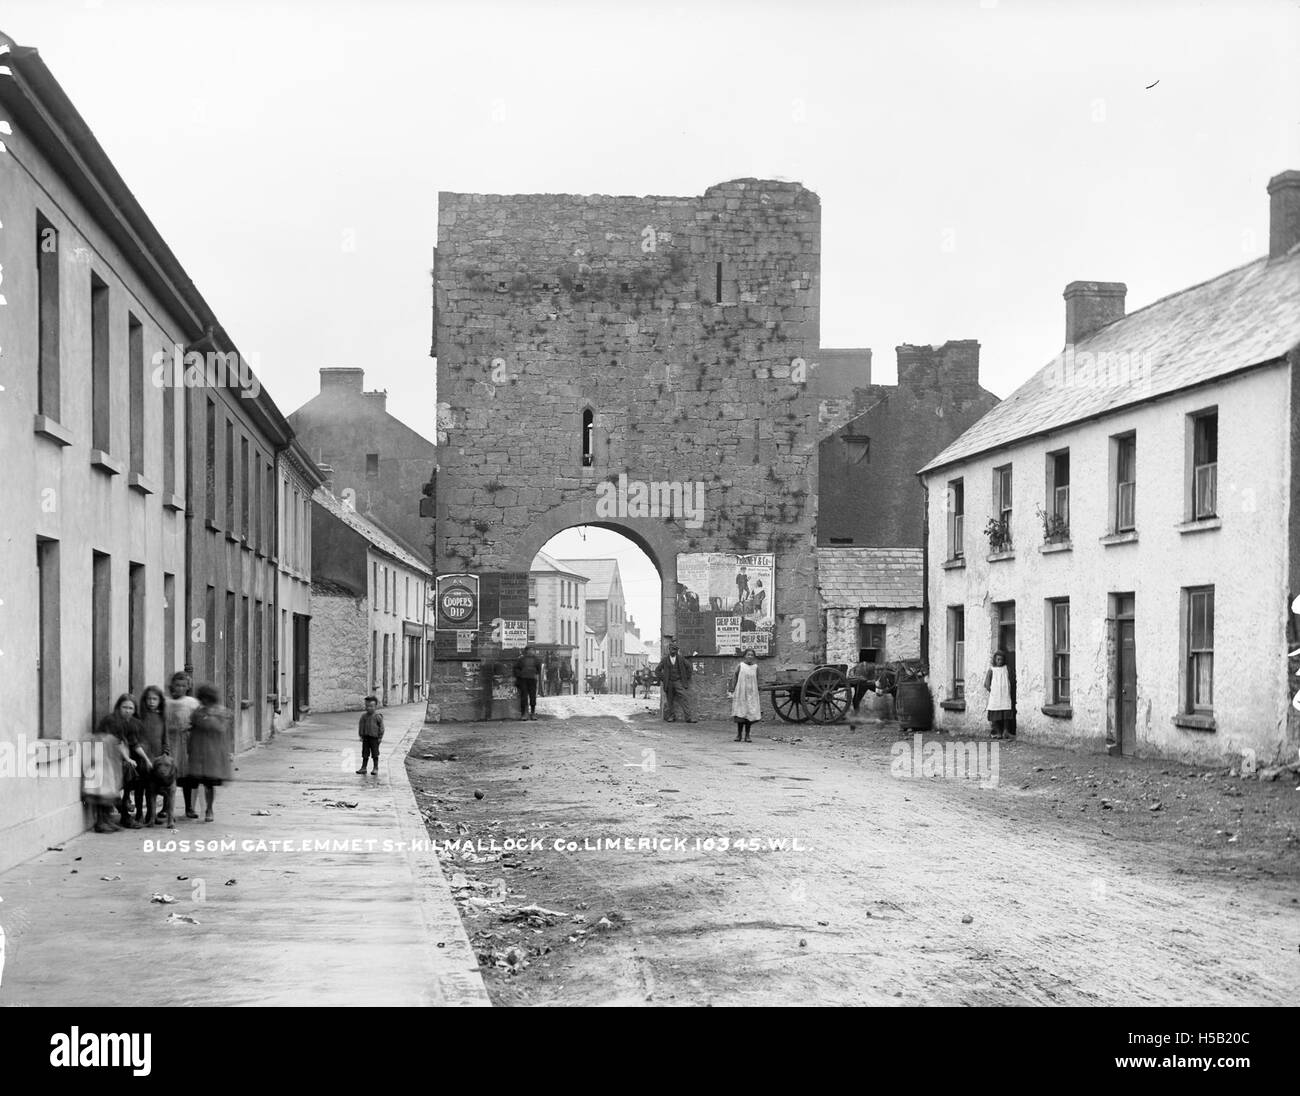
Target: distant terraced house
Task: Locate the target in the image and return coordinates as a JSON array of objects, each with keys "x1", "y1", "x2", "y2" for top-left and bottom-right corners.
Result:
[{"x1": 310, "y1": 489, "x2": 434, "y2": 712}]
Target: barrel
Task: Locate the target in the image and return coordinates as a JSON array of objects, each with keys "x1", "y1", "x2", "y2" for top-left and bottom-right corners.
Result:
[{"x1": 894, "y1": 680, "x2": 933, "y2": 731}]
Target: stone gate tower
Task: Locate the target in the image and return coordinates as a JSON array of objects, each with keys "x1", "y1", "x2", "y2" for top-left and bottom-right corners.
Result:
[{"x1": 431, "y1": 178, "x2": 828, "y2": 716}]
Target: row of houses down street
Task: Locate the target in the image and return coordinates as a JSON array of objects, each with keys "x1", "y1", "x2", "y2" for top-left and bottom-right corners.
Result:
[{"x1": 0, "y1": 33, "x2": 439, "y2": 872}]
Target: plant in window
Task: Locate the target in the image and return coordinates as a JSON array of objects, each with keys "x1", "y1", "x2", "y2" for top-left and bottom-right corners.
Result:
[
  {"x1": 984, "y1": 517, "x2": 1013, "y2": 553},
  {"x1": 1035, "y1": 504, "x2": 1070, "y2": 544}
]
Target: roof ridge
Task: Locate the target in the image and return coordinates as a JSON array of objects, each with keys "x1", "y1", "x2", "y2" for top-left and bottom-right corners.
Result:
[{"x1": 1078, "y1": 254, "x2": 1269, "y2": 342}]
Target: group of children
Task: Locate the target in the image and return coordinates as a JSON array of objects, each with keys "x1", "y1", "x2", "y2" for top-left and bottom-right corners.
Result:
[{"x1": 85, "y1": 672, "x2": 234, "y2": 832}]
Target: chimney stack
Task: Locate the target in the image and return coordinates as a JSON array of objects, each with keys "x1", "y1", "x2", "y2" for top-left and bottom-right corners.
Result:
[
  {"x1": 363, "y1": 389, "x2": 388, "y2": 415},
  {"x1": 1064, "y1": 282, "x2": 1126, "y2": 346},
  {"x1": 1268, "y1": 170, "x2": 1300, "y2": 260},
  {"x1": 320, "y1": 367, "x2": 364, "y2": 393},
  {"x1": 938, "y1": 339, "x2": 980, "y2": 395},
  {"x1": 895, "y1": 344, "x2": 937, "y2": 389}
]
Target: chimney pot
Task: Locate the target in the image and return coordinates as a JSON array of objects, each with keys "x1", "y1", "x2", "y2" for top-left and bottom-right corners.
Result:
[
  {"x1": 1064, "y1": 281, "x2": 1126, "y2": 345},
  {"x1": 1267, "y1": 169, "x2": 1300, "y2": 260}
]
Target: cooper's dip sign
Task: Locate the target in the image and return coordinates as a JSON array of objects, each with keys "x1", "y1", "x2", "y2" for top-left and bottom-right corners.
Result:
[{"x1": 436, "y1": 574, "x2": 480, "y2": 631}]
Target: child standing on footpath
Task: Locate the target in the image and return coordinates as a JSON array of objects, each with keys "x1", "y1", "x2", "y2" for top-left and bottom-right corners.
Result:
[{"x1": 356, "y1": 696, "x2": 384, "y2": 775}]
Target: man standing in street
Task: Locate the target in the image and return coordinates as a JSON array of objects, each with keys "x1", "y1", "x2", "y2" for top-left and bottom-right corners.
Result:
[
  {"x1": 658, "y1": 640, "x2": 696, "y2": 723},
  {"x1": 514, "y1": 645, "x2": 543, "y2": 721}
]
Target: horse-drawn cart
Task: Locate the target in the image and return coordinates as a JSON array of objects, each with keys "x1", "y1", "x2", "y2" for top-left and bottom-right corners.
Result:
[
  {"x1": 757, "y1": 658, "x2": 930, "y2": 726},
  {"x1": 759, "y1": 664, "x2": 854, "y2": 724}
]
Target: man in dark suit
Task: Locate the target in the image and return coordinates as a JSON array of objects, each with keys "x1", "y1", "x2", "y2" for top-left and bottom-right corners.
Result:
[
  {"x1": 657, "y1": 640, "x2": 696, "y2": 723},
  {"x1": 513, "y1": 646, "x2": 543, "y2": 721}
]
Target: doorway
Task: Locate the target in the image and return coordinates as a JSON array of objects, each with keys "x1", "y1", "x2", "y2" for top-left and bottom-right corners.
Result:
[
  {"x1": 994, "y1": 600, "x2": 1016, "y2": 680},
  {"x1": 382, "y1": 633, "x2": 391, "y2": 705},
  {"x1": 292, "y1": 613, "x2": 310, "y2": 721},
  {"x1": 1114, "y1": 594, "x2": 1136, "y2": 754}
]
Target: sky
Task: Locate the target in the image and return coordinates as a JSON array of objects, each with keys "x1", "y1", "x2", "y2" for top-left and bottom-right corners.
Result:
[{"x1": 4, "y1": 0, "x2": 1297, "y2": 643}]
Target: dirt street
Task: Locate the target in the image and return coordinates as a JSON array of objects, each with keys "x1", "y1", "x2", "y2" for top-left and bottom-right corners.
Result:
[{"x1": 408, "y1": 694, "x2": 1300, "y2": 1006}]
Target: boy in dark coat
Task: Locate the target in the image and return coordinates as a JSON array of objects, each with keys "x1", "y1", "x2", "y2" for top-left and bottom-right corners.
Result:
[{"x1": 356, "y1": 696, "x2": 384, "y2": 775}]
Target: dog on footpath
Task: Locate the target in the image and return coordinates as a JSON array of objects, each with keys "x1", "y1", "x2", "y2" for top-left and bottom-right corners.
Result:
[{"x1": 149, "y1": 754, "x2": 177, "y2": 827}]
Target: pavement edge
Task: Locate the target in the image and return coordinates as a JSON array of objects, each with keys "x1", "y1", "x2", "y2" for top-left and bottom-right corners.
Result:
[{"x1": 387, "y1": 715, "x2": 492, "y2": 1007}]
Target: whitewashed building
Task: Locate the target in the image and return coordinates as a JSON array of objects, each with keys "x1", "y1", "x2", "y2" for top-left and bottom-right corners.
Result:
[
  {"x1": 625, "y1": 629, "x2": 649, "y2": 681},
  {"x1": 309, "y1": 489, "x2": 433, "y2": 712},
  {"x1": 528, "y1": 550, "x2": 588, "y2": 692},
  {"x1": 275, "y1": 439, "x2": 324, "y2": 726},
  {"x1": 919, "y1": 170, "x2": 1300, "y2": 765}
]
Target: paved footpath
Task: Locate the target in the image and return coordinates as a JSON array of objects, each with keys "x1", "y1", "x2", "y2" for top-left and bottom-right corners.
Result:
[{"x1": 0, "y1": 706, "x2": 488, "y2": 1007}]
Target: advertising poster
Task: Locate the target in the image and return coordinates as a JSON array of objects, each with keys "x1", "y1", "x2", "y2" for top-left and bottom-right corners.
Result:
[
  {"x1": 434, "y1": 572, "x2": 530, "y2": 660},
  {"x1": 436, "y1": 574, "x2": 480, "y2": 631},
  {"x1": 674, "y1": 552, "x2": 775, "y2": 656}
]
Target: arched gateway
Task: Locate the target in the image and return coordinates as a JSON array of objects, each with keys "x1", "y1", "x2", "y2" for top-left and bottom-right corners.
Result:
[{"x1": 428, "y1": 179, "x2": 827, "y2": 720}]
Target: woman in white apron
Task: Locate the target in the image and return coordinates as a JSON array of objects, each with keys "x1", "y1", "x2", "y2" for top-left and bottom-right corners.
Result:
[
  {"x1": 729, "y1": 648, "x2": 762, "y2": 742},
  {"x1": 983, "y1": 649, "x2": 1015, "y2": 739}
]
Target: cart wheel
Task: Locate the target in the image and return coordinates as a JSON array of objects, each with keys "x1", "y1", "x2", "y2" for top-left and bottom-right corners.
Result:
[
  {"x1": 770, "y1": 686, "x2": 805, "y2": 723},
  {"x1": 803, "y1": 667, "x2": 852, "y2": 724}
]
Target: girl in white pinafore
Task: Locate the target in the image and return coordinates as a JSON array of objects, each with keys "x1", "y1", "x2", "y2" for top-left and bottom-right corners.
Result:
[
  {"x1": 983, "y1": 649, "x2": 1015, "y2": 739},
  {"x1": 729, "y1": 648, "x2": 762, "y2": 742}
]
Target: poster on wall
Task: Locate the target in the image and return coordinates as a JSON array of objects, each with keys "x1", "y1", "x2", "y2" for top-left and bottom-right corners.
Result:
[
  {"x1": 436, "y1": 574, "x2": 480, "y2": 631},
  {"x1": 674, "y1": 552, "x2": 775, "y2": 656},
  {"x1": 433, "y1": 572, "x2": 530, "y2": 660}
]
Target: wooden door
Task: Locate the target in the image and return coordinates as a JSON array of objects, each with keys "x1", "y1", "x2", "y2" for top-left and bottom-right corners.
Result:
[
  {"x1": 293, "y1": 614, "x2": 310, "y2": 721},
  {"x1": 1118, "y1": 618, "x2": 1137, "y2": 754}
]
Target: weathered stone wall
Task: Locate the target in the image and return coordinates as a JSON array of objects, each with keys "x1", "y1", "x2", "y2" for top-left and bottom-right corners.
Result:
[
  {"x1": 434, "y1": 180, "x2": 826, "y2": 717},
  {"x1": 818, "y1": 342, "x2": 1001, "y2": 547},
  {"x1": 824, "y1": 608, "x2": 921, "y2": 667},
  {"x1": 308, "y1": 593, "x2": 370, "y2": 713}
]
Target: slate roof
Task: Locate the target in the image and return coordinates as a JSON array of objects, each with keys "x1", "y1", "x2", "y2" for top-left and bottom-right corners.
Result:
[
  {"x1": 558, "y1": 558, "x2": 620, "y2": 600},
  {"x1": 313, "y1": 489, "x2": 432, "y2": 576},
  {"x1": 817, "y1": 547, "x2": 924, "y2": 609},
  {"x1": 919, "y1": 249, "x2": 1300, "y2": 474},
  {"x1": 312, "y1": 578, "x2": 362, "y2": 599},
  {"x1": 531, "y1": 550, "x2": 590, "y2": 582}
]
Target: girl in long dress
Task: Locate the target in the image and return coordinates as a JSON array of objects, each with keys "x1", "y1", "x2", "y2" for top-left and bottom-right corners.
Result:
[
  {"x1": 135, "y1": 685, "x2": 168, "y2": 825},
  {"x1": 186, "y1": 684, "x2": 234, "y2": 822},
  {"x1": 165, "y1": 672, "x2": 199, "y2": 818},
  {"x1": 728, "y1": 648, "x2": 762, "y2": 742},
  {"x1": 87, "y1": 694, "x2": 148, "y2": 831},
  {"x1": 983, "y1": 649, "x2": 1016, "y2": 739}
]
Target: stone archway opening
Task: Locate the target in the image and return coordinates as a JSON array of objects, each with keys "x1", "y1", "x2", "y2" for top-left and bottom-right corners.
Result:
[{"x1": 527, "y1": 524, "x2": 663, "y2": 707}]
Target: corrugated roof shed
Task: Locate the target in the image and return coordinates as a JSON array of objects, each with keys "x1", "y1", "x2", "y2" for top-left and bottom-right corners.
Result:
[
  {"x1": 817, "y1": 547, "x2": 924, "y2": 609},
  {"x1": 920, "y1": 250, "x2": 1300, "y2": 474}
]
